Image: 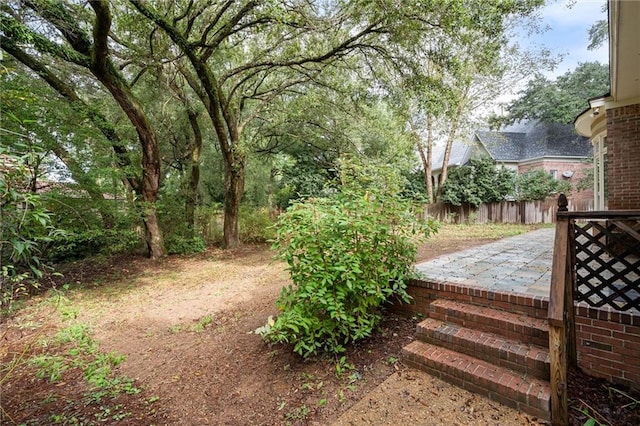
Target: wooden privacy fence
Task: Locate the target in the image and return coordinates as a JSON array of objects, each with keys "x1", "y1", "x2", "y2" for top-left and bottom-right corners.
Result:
[{"x1": 423, "y1": 198, "x2": 594, "y2": 224}]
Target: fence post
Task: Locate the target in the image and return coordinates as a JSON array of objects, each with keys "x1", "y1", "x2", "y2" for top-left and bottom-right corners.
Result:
[{"x1": 549, "y1": 194, "x2": 569, "y2": 425}]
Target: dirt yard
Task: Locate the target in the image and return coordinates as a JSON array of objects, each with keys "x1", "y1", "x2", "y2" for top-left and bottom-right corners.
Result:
[{"x1": 1, "y1": 224, "x2": 638, "y2": 425}]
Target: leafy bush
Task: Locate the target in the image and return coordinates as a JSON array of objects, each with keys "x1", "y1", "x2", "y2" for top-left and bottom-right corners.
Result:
[
  {"x1": 239, "y1": 207, "x2": 276, "y2": 243},
  {"x1": 44, "y1": 229, "x2": 142, "y2": 262},
  {"x1": 1, "y1": 147, "x2": 56, "y2": 312},
  {"x1": 516, "y1": 170, "x2": 572, "y2": 201},
  {"x1": 164, "y1": 234, "x2": 207, "y2": 255},
  {"x1": 441, "y1": 157, "x2": 573, "y2": 205},
  {"x1": 261, "y1": 158, "x2": 438, "y2": 358},
  {"x1": 195, "y1": 205, "x2": 223, "y2": 244},
  {"x1": 441, "y1": 157, "x2": 516, "y2": 206},
  {"x1": 194, "y1": 205, "x2": 276, "y2": 245}
]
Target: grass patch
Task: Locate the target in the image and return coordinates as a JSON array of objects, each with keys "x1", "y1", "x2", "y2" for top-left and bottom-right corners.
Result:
[
  {"x1": 431, "y1": 223, "x2": 549, "y2": 242},
  {"x1": 2, "y1": 294, "x2": 147, "y2": 425}
]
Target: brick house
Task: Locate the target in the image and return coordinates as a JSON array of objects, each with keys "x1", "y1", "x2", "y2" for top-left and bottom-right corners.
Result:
[
  {"x1": 575, "y1": 0, "x2": 640, "y2": 210},
  {"x1": 432, "y1": 122, "x2": 594, "y2": 202},
  {"x1": 568, "y1": 0, "x2": 640, "y2": 398}
]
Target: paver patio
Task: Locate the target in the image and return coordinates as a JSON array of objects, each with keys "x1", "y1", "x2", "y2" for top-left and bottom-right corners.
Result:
[{"x1": 415, "y1": 227, "x2": 555, "y2": 298}]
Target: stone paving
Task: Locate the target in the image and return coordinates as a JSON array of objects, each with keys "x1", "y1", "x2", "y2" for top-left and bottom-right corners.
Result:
[{"x1": 415, "y1": 227, "x2": 555, "y2": 298}]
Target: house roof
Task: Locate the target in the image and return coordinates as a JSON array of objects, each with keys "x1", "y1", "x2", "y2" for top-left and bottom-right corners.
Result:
[
  {"x1": 476, "y1": 122, "x2": 592, "y2": 162},
  {"x1": 610, "y1": 0, "x2": 640, "y2": 102},
  {"x1": 432, "y1": 142, "x2": 472, "y2": 171}
]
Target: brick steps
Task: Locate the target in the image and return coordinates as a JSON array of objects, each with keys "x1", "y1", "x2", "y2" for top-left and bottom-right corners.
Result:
[
  {"x1": 403, "y1": 295, "x2": 551, "y2": 420},
  {"x1": 429, "y1": 299, "x2": 549, "y2": 347},
  {"x1": 416, "y1": 318, "x2": 550, "y2": 380},
  {"x1": 403, "y1": 341, "x2": 551, "y2": 421}
]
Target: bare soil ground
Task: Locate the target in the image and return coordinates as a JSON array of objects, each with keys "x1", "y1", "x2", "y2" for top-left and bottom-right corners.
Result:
[{"x1": 2, "y1": 224, "x2": 638, "y2": 425}]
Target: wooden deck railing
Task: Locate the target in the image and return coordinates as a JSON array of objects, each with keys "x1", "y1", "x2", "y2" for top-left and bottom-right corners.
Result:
[{"x1": 548, "y1": 195, "x2": 640, "y2": 424}]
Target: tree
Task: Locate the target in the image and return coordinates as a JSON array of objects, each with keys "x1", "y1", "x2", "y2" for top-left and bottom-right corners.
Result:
[
  {"x1": 260, "y1": 90, "x2": 417, "y2": 208},
  {"x1": 489, "y1": 62, "x2": 610, "y2": 128},
  {"x1": 128, "y1": 0, "x2": 546, "y2": 248},
  {"x1": 587, "y1": 4, "x2": 608, "y2": 51},
  {"x1": 440, "y1": 157, "x2": 516, "y2": 206},
  {"x1": 127, "y1": 0, "x2": 394, "y2": 248},
  {"x1": 382, "y1": 11, "x2": 556, "y2": 202},
  {"x1": 1, "y1": 144, "x2": 56, "y2": 311},
  {"x1": 2, "y1": 0, "x2": 167, "y2": 258},
  {"x1": 1, "y1": 57, "x2": 121, "y2": 229}
]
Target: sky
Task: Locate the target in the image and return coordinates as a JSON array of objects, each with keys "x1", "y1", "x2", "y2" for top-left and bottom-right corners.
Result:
[
  {"x1": 489, "y1": 0, "x2": 609, "y2": 117},
  {"x1": 528, "y1": 0, "x2": 609, "y2": 78}
]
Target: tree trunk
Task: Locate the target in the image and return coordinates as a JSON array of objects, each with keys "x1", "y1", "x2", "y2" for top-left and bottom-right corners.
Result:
[
  {"x1": 223, "y1": 162, "x2": 245, "y2": 249},
  {"x1": 426, "y1": 115, "x2": 435, "y2": 203},
  {"x1": 436, "y1": 114, "x2": 462, "y2": 200},
  {"x1": 89, "y1": 1, "x2": 166, "y2": 259},
  {"x1": 142, "y1": 202, "x2": 165, "y2": 258},
  {"x1": 185, "y1": 111, "x2": 202, "y2": 230},
  {"x1": 436, "y1": 83, "x2": 470, "y2": 200},
  {"x1": 415, "y1": 115, "x2": 435, "y2": 204},
  {"x1": 416, "y1": 138, "x2": 430, "y2": 204}
]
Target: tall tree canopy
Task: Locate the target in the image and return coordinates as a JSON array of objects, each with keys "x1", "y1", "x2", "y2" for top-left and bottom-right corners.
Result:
[
  {"x1": 127, "y1": 0, "x2": 544, "y2": 247},
  {"x1": 1, "y1": 0, "x2": 547, "y2": 256},
  {"x1": 490, "y1": 61, "x2": 610, "y2": 128}
]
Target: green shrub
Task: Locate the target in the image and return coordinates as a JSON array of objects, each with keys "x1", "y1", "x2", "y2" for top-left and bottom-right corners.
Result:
[
  {"x1": 239, "y1": 207, "x2": 276, "y2": 243},
  {"x1": 1, "y1": 147, "x2": 56, "y2": 312},
  {"x1": 44, "y1": 229, "x2": 142, "y2": 262},
  {"x1": 261, "y1": 158, "x2": 438, "y2": 358},
  {"x1": 164, "y1": 234, "x2": 207, "y2": 255},
  {"x1": 440, "y1": 157, "x2": 516, "y2": 206},
  {"x1": 516, "y1": 170, "x2": 572, "y2": 201},
  {"x1": 195, "y1": 205, "x2": 223, "y2": 244}
]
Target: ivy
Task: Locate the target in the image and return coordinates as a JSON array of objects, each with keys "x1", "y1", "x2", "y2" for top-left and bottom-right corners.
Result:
[{"x1": 260, "y1": 158, "x2": 438, "y2": 358}]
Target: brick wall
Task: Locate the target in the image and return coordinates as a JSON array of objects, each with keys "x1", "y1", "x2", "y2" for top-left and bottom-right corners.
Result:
[
  {"x1": 518, "y1": 160, "x2": 593, "y2": 202},
  {"x1": 606, "y1": 103, "x2": 640, "y2": 209},
  {"x1": 575, "y1": 304, "x2": 640, "y2": 391}
]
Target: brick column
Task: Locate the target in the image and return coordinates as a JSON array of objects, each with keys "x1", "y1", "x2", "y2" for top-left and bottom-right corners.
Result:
[{"x1": 606, "y1": 103, "x2": 640, "y2": 209}]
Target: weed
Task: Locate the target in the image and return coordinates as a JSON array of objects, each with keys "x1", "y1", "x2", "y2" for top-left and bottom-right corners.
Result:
[
  {"x1": 26, "y1": 305, "x2": 143, "y2": 423},
  {"x1": 334, "y1": 356, "x2": 354, "y2": 378},
  {"x1": 609, "y1": 386, "x2": 639, "y2": 410},
  {"x1": 285, "y1": 404, "x2": 309, "y2": 421},
  {"x1": 169, "y1": 324, "x2": 184, "y2": 333},
  {"x1": 94, "y1": 404, "x2": 131, "y2": 422},
  {"x1": 30, "y1": 353, "x2": 68, "y2": 382},
  {"x1": 192, "y1": 314, "x2": 214, "y2": 332},
  {"x1": 348, "y1": 371, "x2": 361, "y2": 384},
  {"x1": 42, "y1": 393, "x2": 57, "y2": 404},
  {"x1": 387, "y1": 356, "x2": 399, "y2": 365}
]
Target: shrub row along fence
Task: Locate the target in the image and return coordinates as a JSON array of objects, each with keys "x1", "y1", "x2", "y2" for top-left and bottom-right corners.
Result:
[{"x1": 423, "y1": 198, "x2": 594, "y2": 224}]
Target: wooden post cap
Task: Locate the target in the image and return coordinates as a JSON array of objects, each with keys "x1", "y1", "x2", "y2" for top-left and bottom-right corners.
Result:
[{"x1": 558, "y1": 194, "x2": 568, "y2": 212}]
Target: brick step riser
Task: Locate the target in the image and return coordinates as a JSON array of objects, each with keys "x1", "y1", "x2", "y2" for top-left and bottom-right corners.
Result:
[
  {"x1": 403, "y1": 341, "x2": 551, "y2": 421},
  {"x1": 405, "y1": 280, "x2": 549, "y2": 319},
  {"x1": 415, "y1": 324, "x2": 550, "y2": 380},
  {"x1": 429, "y1": 308, "x2": 549, "y2": 348}
]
